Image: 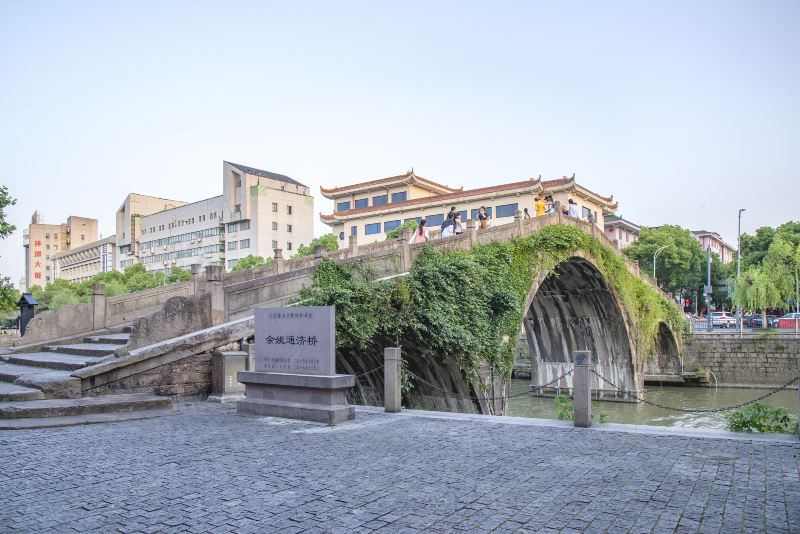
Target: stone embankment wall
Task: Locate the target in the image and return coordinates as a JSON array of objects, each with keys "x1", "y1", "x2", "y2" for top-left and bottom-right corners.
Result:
[{"x1": 684, "y1": 336, "x2": 799, "y2": 389}]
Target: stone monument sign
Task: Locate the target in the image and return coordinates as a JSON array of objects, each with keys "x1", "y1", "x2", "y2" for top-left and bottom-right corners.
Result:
[{"x1": 237, "y1": 306, "x2": 355, "y2": 425}]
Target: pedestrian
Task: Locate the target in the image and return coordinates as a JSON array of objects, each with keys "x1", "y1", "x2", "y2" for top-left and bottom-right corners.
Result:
[
  {"x1": 544, "y1": 194, "x2": 554, "y2": 215},
  {"x1": 534, "y1": 196, "x2": 546, "y2": 217},
  {"x1": 453, "y1": 212, "x2": 464, "y2": 234},
  {"x1": 441, "y1": 212, "x2": 456, "y2": 238},
  {"x1": 477, "y1": 206, "x2": 490, "y2": 229},
  {"x1": 447, "y1": 206, "x2": 457, "y2": 220},
  {"x1": 523, "y1": 207, "x2": 531, "y2": 219},
  {"x1": 567, "y1": 199, "x2": 578, "y2": 218},
  {"x1": 410, "y1": 218, "x2": 429, "y2": 243}
]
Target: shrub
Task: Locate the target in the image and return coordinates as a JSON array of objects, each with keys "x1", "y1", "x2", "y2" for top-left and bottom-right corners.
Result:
[{"x1": 725, "y1": 403, "x2": 795, "y2": 433}]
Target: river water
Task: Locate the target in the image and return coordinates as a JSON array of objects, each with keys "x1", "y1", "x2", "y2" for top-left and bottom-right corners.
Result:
[{"x1": 507, "y1": 379, "x2": 799, "y2": 429}]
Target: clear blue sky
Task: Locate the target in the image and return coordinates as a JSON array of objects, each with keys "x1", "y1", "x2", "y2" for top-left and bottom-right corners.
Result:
[{"x1": 1, "y1": 1, "x2": 798, "y2": 285}]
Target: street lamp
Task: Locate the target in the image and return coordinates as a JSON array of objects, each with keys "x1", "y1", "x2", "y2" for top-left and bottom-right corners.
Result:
[
  {"x1": 737, "y1": 208, "x2": 745, "y2": 336},
  {"x1": 653, "y1": 244, "x2": 672, "y2": 286}
]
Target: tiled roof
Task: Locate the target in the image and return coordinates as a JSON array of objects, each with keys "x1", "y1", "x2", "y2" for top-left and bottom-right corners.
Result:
[
  {"x1": 320, "y1": 171, "x2": 461, "y2": 196},
  {"x1": 226, "y1": 161, "x2": 307, "y2": 188}
]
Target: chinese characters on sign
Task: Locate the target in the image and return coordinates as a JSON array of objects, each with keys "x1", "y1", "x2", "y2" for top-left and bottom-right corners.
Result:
[{"x1": 254, "y1": 306, "x2": 335, "y2": 376}]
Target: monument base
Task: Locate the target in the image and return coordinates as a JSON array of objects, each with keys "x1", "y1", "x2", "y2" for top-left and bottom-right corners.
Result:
[{"x1": 236, "y1": 371, "x2": 355, "y2": 425}]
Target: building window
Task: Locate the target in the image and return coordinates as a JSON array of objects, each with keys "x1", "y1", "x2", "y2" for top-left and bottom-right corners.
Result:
[
  {"x1": 239, "y1": 239, "x2": 250, "y2": 249},
  {"x1": 228, "y1": 241, "x2": 239, "y2": 251},
  {"x1": 426, "y1": 214, "x2": 444, "y2": 227},
  {"x1": 372, "y1": 195, "x2": 388, "y2": 206},
  {"x1": 351, "y1": 226, "x2": 357, "y2": 237},
  {"x1": 456, "y1": 210, "x2": 468, "y2": 221},
  {"x1": 582, "y1": 207, "x2": 591, "y2": 219},
  {"x1": 404, "y1": 217, "x2": 421, "y2": 225},
  {"x1": 287, "y1": 242, "x2": 292, "y2": 250},
  {"x1": 227, "y1": 222, "x2": 237, "y2": 233},
  {"x1": 287, "y1": 224, "x2": 292, "y2": 233},
  {"x1": 272, "y1": 203, "x2": 278, "y2": 212},
  {"x1": 337, "y1": 201, "x2": 351, "y2": 212},
  {"x1": 496, "y1": 203, "x2": 518, "y2": 218},
  {"x1": 272, "y1": 222, "x2": 278, "y2": 231},
  {"x1": 391, "y1": 191, "x2": 407, "y2": 203},
  {"x1": 339, "y1": 232, "x2": 345, "y2": 241},
  {"x1": 355, "y1": 198, "x2": 368, "y2": 209},
  {"x1": 45, "y1": 233, "x2": 50, "y2": 239},
  {"x1": 384, "y1": 220, "x2": 401, "y2": 233},
  {"x1": 365, "y1": 223, "x2": 381, "y2": 235},
  {"x1": 471, "y1": 207, "x2": 493, "y2": 220},
  {"x1": 228, "y1": 259, "x2": 238, "y2": 269},
  {"x1": 81, "y1": 234, "x2": 85, "y2": 241},
  {"x1": 239, "y1": 220, "x2": 250, "y2": 231},
  {"x1": 286, "y1": 205, "x2": 293, "y2": 215},
  {"x1": 234, "y1": 204, "x2": 241, "y2": 213},
  {"x1": 272, "y1": 240, "x2": 278, "y2": 250}
]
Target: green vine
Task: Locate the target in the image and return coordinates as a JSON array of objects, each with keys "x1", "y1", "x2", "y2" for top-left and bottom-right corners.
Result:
[{"x1": 294, "y1": 224, "x2": 687, "y2": 381}]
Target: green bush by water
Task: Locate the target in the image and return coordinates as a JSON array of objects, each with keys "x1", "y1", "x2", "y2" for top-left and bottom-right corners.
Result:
[{"x1": 725, "y1": 403, "x2": 798, "y2": 434}]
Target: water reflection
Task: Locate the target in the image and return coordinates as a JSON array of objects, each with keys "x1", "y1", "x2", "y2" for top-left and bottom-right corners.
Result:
[{"x1": 508, "y1": 379, "x2": 799, "y2": 429}]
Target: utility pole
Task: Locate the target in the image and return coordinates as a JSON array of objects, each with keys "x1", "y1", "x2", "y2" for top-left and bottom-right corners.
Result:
[
  {"x1": 737, "y1": 208, "x2": 745, "y2": 337},
  {"x1": 706, "y1": 246, "x2": 713, "y2": 332},
  {"x1": 653, "y1": 244, "x2": 671, "y2": 287}
]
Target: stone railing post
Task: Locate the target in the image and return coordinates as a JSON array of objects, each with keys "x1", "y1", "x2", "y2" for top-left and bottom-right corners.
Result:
[
  {"x1": 573, "y1": 350, "x2": 592, "y2": 428},
  {"x1": 349, "y1": 235, "x2": 359, "y2": 257},
  {"x1": 190, "y1": 263, "x2": 202, "y2": 295},
  {"x1": 466, "y1": 218, "x2": 477, "y2": 245},
  {"x1": 91, "y1": 283, "x2": 106, "y2": 330},
  {"x1": 205, "y1": 265, "x2": 225, "y2": 325},
  {"x1": 384, "y1": 347, "x2": 402, "y2": 413},
  {"x1": 313, "y1": 244, "x2": 328, "y2": 265},
  {"x1": 397, "y1": 230, "x2": 410, "y2": 272},
  {"x1": 514, "y1": 209, "x2": 523, "y2": 236},
  {"x1": 273, "y1": 249, "x2": 284, "y2": 274}
]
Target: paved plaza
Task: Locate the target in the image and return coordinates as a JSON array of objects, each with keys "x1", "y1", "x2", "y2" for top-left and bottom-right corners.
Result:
[{"x1": 1, "y1": 403, "x2": 798, "y2": 533}]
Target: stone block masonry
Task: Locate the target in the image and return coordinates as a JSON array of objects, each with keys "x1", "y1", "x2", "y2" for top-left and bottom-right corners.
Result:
[
  {"x1": 83, "y1": 353, "x2": 212, "y2": 398},
  {"x1": 685, "y1": 337, "x2": 799, "y2": 388}
]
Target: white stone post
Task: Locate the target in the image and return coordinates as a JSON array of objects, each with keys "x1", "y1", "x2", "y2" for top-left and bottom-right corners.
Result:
[
  {"x1": 91, "y1": 283, "x2": 106, "y2": 330},
  {"x1": 273, "y1": 248, "x2": 284, "y2": 274},
  {"x1": 397, "y1": 230, "x2": 410, "y2": 272},
  {"x1": 349, "y1": 235, "x2": 359, "y2": 257},
  {"x1": 205, "y1": 265, "x2": 225, "y2": 326},
  {"x1": 190, "y1": 263, "x2": 202, "y2": 295},
  {"x1": 384, "y1": 347, "x2": 402, "y2": 413},
  {"x1": 573, "y1": 350, "x2": 592, "y2": 428}
]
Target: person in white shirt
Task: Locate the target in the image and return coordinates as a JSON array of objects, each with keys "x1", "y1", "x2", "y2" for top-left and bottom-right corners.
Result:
[{"x1": 567, "y1": 199, "x2": 579, "y2": 218}]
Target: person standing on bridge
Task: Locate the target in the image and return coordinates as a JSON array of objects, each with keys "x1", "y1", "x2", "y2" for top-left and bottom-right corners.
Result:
[
  {"x1": 477, "y1": 206, "x2": 490, "y2": 229},
  {"x1": 410, "y1": 218, "x2": 430, "y2": 243},
  {"x1": 534, "y1": 196, "x2": 546, "y2": 217},
  {"x1": 567, "y1": 199, "x2": 578, "y2": 218},
  {"x1": 453, "y1": 212, "x2": 464, "y2": 234},
  {"x1": 440, "y1": 211, "x2": 456, "y2": 237}
]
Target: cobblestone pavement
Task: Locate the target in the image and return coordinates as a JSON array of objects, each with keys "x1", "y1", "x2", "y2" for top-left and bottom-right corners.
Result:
[{"x1": 1, "y1": 403, "x2": 798, "y2": 533}]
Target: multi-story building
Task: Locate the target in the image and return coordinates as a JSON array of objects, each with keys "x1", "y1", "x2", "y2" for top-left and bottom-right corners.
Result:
[
  {"x1": 320, "y1": 171, "x2": 618, "y2": 245},
  {"x1": 604, "y1": 215, "x2": 640, "y2": 249},
  {"x1": 52, "y1": 235, "x2": 117, "y2": 283},
  {"x1": 692, "y1": 230, "x2": 736, "y2": 264},
  {"x1": 116, "y1": 161, "x2": 314, "y2": 273},
  {"x1": 22, "y1": 212, "x2": 99, "y2": 290}
]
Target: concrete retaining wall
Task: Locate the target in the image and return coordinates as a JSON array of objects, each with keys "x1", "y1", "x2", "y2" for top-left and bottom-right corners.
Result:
[{"x1": 685, "y1": 336, "x2": 800, "y2": 388}]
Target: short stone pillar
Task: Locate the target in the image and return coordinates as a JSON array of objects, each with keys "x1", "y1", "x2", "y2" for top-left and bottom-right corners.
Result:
[
  {"x1": 384, "y1": 347, "x2": 402, "y2": 413},
  {"x1": 553, "y1": 200, "x2": 562, "y2": 216},
  {"x1": 313, "y1": 244, "x2": 328, "y2": 264},
  {"x1": 349, "y1": 235, "x2": 358, "y2": 257},
  {"x1": 514, "y1": 209, "x2": 523, "y2": 236},
  {"x1": 573, "y1": 350, "x2": 592, "y2": 428},
  {"x1": 273, "y1": 248, "x2": 284, "y2": 274},
  {"x1": 205, "y1": 265, "x2": 225, "y2": 326},
  {"x1": 91, "y1": 283, "x2": 106, "y2": 330},
  {"x1": 208, "y1": 351, "x2": 247, "y2": 403},
  {"x1": 190, "y1": 263, "x2": 202, "y2": 294},
  {"x1": 397, "y1": 231, "x2": 410, "y2": 272},
  {"x1": 466, "y1": 218, "x2": 477, "y2": 244}
]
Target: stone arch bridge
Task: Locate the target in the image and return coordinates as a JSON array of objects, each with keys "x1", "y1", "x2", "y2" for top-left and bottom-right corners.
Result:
[{"x1": 2, "y1": 212, "x2": 683, "y2": 415}]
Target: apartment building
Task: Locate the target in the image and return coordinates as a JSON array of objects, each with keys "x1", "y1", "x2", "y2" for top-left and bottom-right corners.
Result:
[
  {"x1": 22, "y1": 212, "x2": 99, "y2": 290},
  {"x1": 52, "y1": 235, "x2": 117, "y2": 283},
  {"x1": 692, "y1": 230, "x2": 736, "y2": 264},
  {"x1": 115, "y1": 161, "x2": 314, "y2": 273},
  {"x1": 604, "y1": 215, "x2": 641, "y2": 250},
  {"x1": 320, "y1": 171, "x2": 618, "y2": 245}
]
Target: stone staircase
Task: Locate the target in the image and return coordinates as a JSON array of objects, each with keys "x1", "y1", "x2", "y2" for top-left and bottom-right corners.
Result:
[{"x1": 0, "y1": 328, "x2": 174, "y2": 428}]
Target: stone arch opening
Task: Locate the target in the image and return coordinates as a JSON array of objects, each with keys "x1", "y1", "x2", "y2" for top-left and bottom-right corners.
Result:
[
  {"x1": 522, "y1": 255, "x2": 638, "y2": 396},
  {"x1": 645, "y1": 322, "x2": 681, "y2": 376}
]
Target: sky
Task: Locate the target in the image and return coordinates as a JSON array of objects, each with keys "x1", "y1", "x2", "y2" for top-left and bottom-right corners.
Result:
[{"x1": 1, "y1": 0, "x2": 798, "y2": 286}]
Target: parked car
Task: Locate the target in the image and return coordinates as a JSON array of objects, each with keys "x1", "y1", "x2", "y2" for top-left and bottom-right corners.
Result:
[
  {"x1": 711, "y1": 312, "x2": 736, "y2": 328},
  {"x1": 743, "y1": 314, "x2": 756, "y2": 327},
  {"x1": 751, "y1": 315, "x2": 779, "y2": 328},
  {"x1": 777, "y1": 312, "x2": 800, "y2": 329}
]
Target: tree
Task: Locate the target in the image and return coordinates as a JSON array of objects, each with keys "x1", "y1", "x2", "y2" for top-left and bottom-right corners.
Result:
[
  {"x1": 0, "y1": 186, "x2": 16, "y2": 240},
  {"x1": 385, "y1": 220, "x2": 418, "y2": 241},
  {"x1": 166, "y1": 266, "x2": 192, "y2": 284},
  {"x1": 0, "y1": 277, "x2": 20, "y2": 315},
  {"x1": 624, "y1": 225, "x2": 706, "y2": 295},
  {"x1": 762, "y1": 235, "x2": 800, "y2": 312},
  {"x1": 740, "y1": 226, "x2": 776, "y2": 270},
  {"x1": 232, "y1": 255, "x2": 272, "y2": 271},
  {"x1": 732, "y1": 267, "x2": 783, "y2": 327},
  {"x1": 295, "y1": 234, "x2": 339, "y2": 257}
]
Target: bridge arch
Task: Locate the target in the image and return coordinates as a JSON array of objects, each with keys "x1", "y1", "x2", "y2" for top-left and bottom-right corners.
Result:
[
  {"x1": 521, "y1": 252, "x2": 640, "y2": 396},
  {"x1": 644, "y1": 322, "x2": 681, "y2": 376}
]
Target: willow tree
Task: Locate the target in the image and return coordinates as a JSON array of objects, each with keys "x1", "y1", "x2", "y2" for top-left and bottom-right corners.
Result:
[{"x1": 733, "y1": 267, "x2": 782, "y2": 326}]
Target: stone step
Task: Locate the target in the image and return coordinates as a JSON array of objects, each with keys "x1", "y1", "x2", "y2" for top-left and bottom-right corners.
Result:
[
  {"x1": 7, "y1": 352, "x2": 103, "y2": 371},
  {"x1": 0, "y1": 362, "x2": 74, "y2": 382},
  {"x1": 0, "y1": 381, "x2": 45, "y2": 402},
  {"x1": 0, "y1": 394, "x2": 173, "y2": 420},
  {"x1": 45, "y1": 343, "x2": 121, "y2": 357},
  {"x1": 0, "y1": 363, "x2": 80, "y2": 399},
  {"x1": 84, "y1": 333, "x2": 130, "y2": 345},
  {"x1": 0, "y1": 408, "x2": 175, "y2": 430}
]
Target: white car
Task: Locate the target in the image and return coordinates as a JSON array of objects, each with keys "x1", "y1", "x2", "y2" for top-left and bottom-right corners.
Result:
[{"x1": 711, "y1": 312, "x2": 736, "y2": 328}]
